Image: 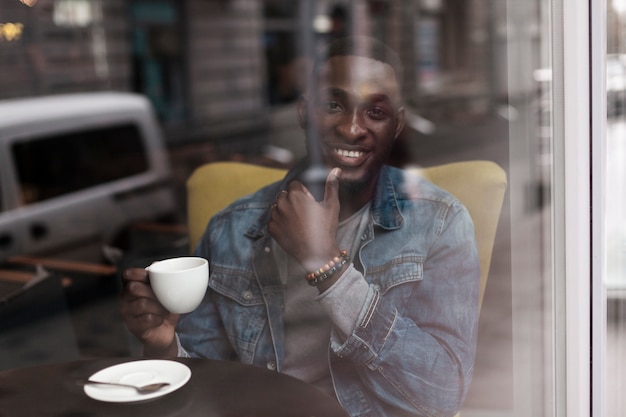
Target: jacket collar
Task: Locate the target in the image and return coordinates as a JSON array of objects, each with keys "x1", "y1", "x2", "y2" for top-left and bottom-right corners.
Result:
[{"x1": 371, "y1": 165, "x2": 404, "y2": 230}]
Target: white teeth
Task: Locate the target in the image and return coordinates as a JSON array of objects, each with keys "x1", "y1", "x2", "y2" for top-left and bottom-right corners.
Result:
[{"x1": 335, "y1": 148, "x2": 363, "y2": 158}]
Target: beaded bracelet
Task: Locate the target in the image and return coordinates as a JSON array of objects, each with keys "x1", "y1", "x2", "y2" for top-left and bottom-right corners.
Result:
[{"x1": 306, "y1": 250, "x2": 349, "y2": 287}]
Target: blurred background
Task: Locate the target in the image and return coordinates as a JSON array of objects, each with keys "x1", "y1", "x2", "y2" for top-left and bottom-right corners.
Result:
[{"x1": 0, "y1": 1, "x2": 625, "y2": 416}]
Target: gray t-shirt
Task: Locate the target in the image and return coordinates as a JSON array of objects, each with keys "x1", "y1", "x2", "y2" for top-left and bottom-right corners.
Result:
[{"x1": 274, "y1": 203, "x2": 371, "y2": 397}]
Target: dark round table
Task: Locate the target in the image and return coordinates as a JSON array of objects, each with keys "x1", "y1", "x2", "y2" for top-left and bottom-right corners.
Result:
[{"x1": 0, "y1": 357, "x2": 349, "y2": 417}]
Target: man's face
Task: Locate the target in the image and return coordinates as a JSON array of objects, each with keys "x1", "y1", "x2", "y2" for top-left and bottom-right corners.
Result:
[{"x1": 301, "y1": 55, "x2": 405, "y2": 192}]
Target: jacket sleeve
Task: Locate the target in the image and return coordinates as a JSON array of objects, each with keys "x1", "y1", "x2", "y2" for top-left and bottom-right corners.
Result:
[{"x1": 326, "y1": 201, "x2": 480, "y2": 417}]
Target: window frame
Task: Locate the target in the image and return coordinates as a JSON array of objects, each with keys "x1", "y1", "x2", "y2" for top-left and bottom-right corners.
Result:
[
  {"x1": 554, "y1": 0, "x2": 605, "y2": 416},
  {"x1": 590, "y1": 1, "x2": 608, "y2": 417}
]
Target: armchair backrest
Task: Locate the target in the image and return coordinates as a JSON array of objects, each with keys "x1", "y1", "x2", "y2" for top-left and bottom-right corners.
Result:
[
  {"x1": 187, "y1": 162, "x2": 287, "y2": 252},
  {"x1": 186, "y1": 160, "x2": 507, "y2": 309},
  {"x1": 415, "y1": 161, "x2": 507, "y2": 309}
]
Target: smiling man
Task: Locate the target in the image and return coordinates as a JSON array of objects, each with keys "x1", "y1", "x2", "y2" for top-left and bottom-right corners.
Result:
[{"x1": 121, "y1": 36, "x2": 480, "y2": 417}]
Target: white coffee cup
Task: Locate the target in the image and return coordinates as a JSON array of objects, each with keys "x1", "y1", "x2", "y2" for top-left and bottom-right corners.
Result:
[{"x1": 145, "y1": 256, "x2": 209, "y2": 314}]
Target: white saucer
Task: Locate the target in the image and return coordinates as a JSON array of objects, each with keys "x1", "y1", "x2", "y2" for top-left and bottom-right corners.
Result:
[{"x1": 84, "y1": 359, "x2": 191, "y2": 403}]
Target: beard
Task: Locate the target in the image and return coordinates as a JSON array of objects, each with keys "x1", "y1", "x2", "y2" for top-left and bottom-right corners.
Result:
[{"x1": 338, "y1": 168, "x2": 377, "y2": 195}]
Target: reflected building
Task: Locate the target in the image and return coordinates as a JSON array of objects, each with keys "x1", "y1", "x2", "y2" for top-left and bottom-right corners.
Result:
[{"x1": 0, "y1": 0, "x2": 508, "y2": 156}]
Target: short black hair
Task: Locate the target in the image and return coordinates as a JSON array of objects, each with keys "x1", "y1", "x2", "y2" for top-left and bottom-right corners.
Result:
[{"x1": 312, "y1": 36, "x2": 404, "y2": 88}]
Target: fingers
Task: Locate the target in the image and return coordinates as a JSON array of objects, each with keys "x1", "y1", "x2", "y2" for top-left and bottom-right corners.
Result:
[
  {"x1": 119, "y1": 267, "x2": 179, "y2": 355},
  {"x1": 122, "y1": 267, "x2": 148, "y2": 282},
  {"x1": 323, "y1": 167, "x2": 341, "y2": 206},
  {"x1": 121, "y1": 268, "x2": 155, "y2": 300},
  {"x1": 120, "y1": 289, "x2": 164, "y2": 317},
  {"x1": 120, "y1": 302, "x2": 162, "y2": 339},
  {"x1": 271, "y1": 169, "x2": 341, "y2": 213},
  {"x1": 270, "y1": 189, "x2": 288, "y2": 218},
  {"x1": 276, "y1": 189, "x2": 289, "y2": 205},
  {"x1": 120, "y1": 267, "x2": 169, "y2": 335}
]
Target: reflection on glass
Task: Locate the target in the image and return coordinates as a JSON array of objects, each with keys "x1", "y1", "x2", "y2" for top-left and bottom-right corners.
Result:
[
  {"x1": 53, "y1": 0, "x2": 94, "y2": 27},
  {"x1": 12, "y1": 124, "x2": 148, "y2": 204}
]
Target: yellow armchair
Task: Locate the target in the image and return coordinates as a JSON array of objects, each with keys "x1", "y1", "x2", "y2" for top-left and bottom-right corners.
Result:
[{"x1": 416, "y1": 161, "x2": 507, "y2": 309}]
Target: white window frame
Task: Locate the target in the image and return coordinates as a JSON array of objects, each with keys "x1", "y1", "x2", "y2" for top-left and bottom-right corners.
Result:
[
  {"x1": 554, "y1": 0, "x2": 605, "y2": 416},
  {"x1": 590, "y1": 1, "x2": 608, "y2": 417}
]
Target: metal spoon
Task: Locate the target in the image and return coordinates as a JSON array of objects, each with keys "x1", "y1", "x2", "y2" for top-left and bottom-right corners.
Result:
[{"x1": 77, "y1": 379, "x2": 170, "y2": 394}]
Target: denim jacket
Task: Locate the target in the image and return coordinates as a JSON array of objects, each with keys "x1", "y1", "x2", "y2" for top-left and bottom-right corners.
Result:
[{"x1": 178, "y1": 164, "x2": 480, "y2": 417}]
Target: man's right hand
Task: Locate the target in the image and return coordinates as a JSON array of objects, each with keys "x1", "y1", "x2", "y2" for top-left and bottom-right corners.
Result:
[{"x1": 120, "y1": 268, "x2": 179, "y2": 357}]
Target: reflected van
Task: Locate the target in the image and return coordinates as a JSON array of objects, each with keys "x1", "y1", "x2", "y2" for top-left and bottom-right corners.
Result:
[{"x1": 0, "y1": 92, "x2": 176, "y2": 262}]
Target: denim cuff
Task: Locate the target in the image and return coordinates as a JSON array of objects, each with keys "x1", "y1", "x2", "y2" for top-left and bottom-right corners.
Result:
[
  {"x1": 328, "y1": 284, "x2": 398, "y2": 368},
  {"x1": 316, "y1": 264, "x2": 369, "y2": 338},
  {"x1": 175, "y1": 333, "x2": 190, "y2": 358}
]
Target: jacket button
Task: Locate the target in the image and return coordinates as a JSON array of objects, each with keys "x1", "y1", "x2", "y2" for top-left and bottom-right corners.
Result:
[
  {"x1": 264, "y1": 246, "x2": 271, "y2": 253},
  {"x1": 266, "y1": 361, "x2": 277, "y2": 371},
  {"x1": 243, "y1": 290, "x2": 253, "y2": 300}
]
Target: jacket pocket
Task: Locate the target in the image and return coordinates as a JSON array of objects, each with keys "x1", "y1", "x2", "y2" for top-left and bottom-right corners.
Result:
[
  {"x1": 209, "y1": 266, "x2": 264, "y2": 306},
  {"x1": 366, "y1": 256, "x2": 424, "y2": 295},
  {"x1": 208, "y1": 266, "x2": 266, "y2": 363}
]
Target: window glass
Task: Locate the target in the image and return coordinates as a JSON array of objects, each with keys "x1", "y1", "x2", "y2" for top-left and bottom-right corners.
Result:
[
  {"x1": 0, "y1": 1, "x2": 572, "y2": 416},
  {"x1": 12, "y1": 124, "x2": 148, "y2": 204}
]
